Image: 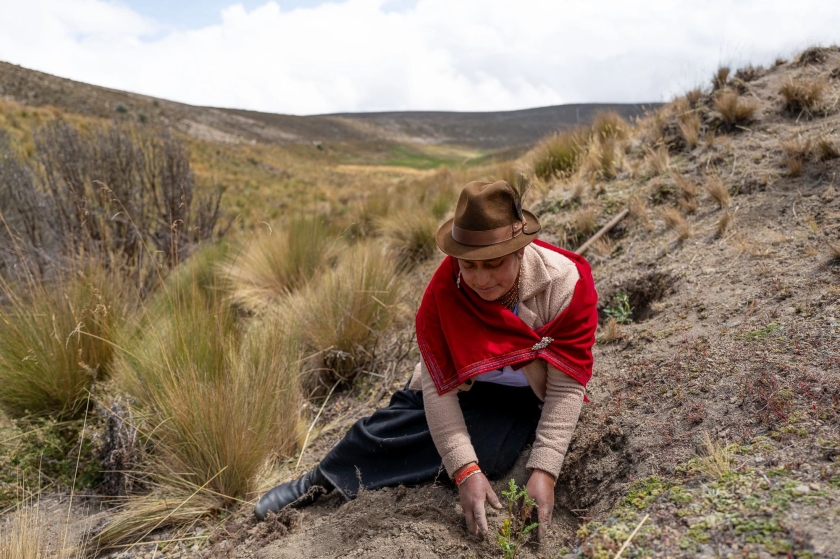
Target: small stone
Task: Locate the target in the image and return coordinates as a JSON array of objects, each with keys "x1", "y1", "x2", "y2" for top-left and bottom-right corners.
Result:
[
  {"x1": 794, "y1": 484, "x2": 810, "y2": 494},
  {"x1": 810, "y1": 483, "x2": 821, "y2": 491},
  {"x1": 785, "y1": 306, "x2": 796, "y2": 314},
  {"x1": 754, "y1": 456, "x2": 765, "y2": 464}
]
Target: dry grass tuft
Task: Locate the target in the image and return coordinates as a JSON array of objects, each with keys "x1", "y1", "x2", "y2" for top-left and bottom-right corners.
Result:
[
  {"x1": 628, "y1": 194, "x2": 654, "y2": 231},
  {"x1": 660, "y1": 207, "x2": 691, "y2": 240},
  {"x1": 675, "y1": 174, "x2": 699, "y2": 213},
  {"x1": 704, "y1": 176, "x2": 731, "y2": 209},
  {"x1": 581, "y1": 137, "x2": 620, "y2": 181},
  {"x1": 780, "y1": 77, "x2": 826, "y2": 115},
  {"x1": 717, "y1": 211, "x2": 733, "y2": 237},
  {"x1": 685, "y1": 88, "x2": 703, "y2": 107},
  {"x1": 780, "y1": 136, "x2": 812, "y2": 176},
  {"x1": 291, "y1": 241, "x2": 405, "y2": 388},
  {"x1": 588, "y1": 236, "x2": 613, "y2": 259},
  {"x1": 814, "y1": 134, "x2": 840, "y2": 161},
  {"x1": 568, "y1": 206, "x2": 599, "y2": 238},
  {"x1": 532, "y1": 128, "x2": 587, "y2": 179},
  {"x1": 117, "y1": 247, "x2": 304, "y2": 503},
  {"x1": 223, "y1": 216, "x2": 335, "y2": 310},
  {"x1": 0, "y1": 505, "x2": 50, "y2": 559},
  {"x1": 828, "y1": 240, "x2": 840, "y2": 263},
  {"x1": 0, "y1": 265, "x2": 130, "y2": 419},
  {"x1": 591, "y1": 111, "x2": 628, "y2": 142},
  {"x1": 735, "y1": 64, "x2": 764, "y2": 82},
  {"x1": 694, "y1": 432, "x2": 732, "y2": 480},
  {"x1": 677, "y1": 112, "x2": 701, "y2": 148},
  {"x1": 712, "y1": 66, "x2": 731, "y2": 90},
  {"x1": 644, "y1": 145, "x2": 670, "y2": 176},
  {"x1": 597, "y1": 318, "x2": 622, "y2": 344},
  {"x1": 714, "y1": 90, "x2": 759, "y2": 126},
  {"x1": 377, "y1": 208, "x2": 439, "y2": 269}
]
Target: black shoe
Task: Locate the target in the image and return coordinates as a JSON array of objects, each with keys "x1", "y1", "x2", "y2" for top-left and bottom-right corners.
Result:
[{"x1": 254, "y1": 466, "x2": 334, "y2": 520}]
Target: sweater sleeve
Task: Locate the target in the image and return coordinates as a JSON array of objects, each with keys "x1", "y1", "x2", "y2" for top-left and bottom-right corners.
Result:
[
  {"x1": 526, "y1": 364, "x2": 584, "y2": 478},
  {"x1": 419, "y1": 361, "x2": 478, "y2": 477}
]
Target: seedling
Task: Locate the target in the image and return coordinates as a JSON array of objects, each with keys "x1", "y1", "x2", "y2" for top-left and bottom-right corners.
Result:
[
  {"x1": 496, "y1": 479, "x2": 538, "y2": 559},
  {"x1": 605, "y1": 292, "x2": 634, "y2": 324}
]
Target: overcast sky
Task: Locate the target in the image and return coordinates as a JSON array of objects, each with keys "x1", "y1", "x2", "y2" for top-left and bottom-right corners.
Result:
[{"x1": 0, "y1": 0, "x2": 838, "y2": 115}]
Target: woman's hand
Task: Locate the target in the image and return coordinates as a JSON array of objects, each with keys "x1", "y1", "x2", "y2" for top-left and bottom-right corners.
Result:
[
  {"x1": 456, "y1": 463, "x2": 502, "y2": 538},
  {"x1": 525, "y1": 469, "x2": 556, "y2": 542}
]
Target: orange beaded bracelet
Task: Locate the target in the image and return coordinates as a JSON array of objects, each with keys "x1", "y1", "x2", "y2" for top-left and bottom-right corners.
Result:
[{"x1": 454, "y1": 463, "x2": 482, "y2": 487}]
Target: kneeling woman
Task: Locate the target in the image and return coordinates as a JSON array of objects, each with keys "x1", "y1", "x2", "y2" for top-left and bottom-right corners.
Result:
[{"x1": 255, "y1": 180, "x2": 597, "y2": 540}]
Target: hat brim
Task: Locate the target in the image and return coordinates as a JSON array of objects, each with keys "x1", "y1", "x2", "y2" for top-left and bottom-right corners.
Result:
[{"x1": 436, "y1": 210, "x2": 541, "y2": 261}]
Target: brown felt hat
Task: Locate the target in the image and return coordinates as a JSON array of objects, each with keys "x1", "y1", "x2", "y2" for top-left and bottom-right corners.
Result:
[{"x1": 436, "y1": 180, "x2": 541, "y2": 261}]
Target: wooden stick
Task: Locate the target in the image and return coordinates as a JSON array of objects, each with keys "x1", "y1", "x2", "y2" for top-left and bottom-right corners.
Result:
[
  {"x1": 575, "y1": 208, "x2": 630, "y2": 256},
  {"x1": 612, "y1": 513, "x2": 649, "y2": 559}
]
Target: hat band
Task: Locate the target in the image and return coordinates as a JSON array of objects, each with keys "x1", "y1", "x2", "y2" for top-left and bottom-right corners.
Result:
[{"x1": 451, "y1": 220, "x2": 525, "y2": 246}]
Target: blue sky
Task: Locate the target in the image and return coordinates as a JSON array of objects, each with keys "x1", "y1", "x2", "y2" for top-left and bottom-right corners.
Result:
[
  {"x1": 119, "y1": 0, "x2": 324, "y2": 29},
  {"x1": 1, "y1": 1, "x2": 838, "y2": 115}
]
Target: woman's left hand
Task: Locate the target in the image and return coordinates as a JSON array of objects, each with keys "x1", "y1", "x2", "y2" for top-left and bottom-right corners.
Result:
[{"x1": 525, "y1": 469, "x2": 556, "y2": 542}]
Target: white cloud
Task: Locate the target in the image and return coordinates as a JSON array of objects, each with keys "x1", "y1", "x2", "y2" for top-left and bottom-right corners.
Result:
[{"x1": 0, "y1": 0, "x2": 839, "y2": 114}]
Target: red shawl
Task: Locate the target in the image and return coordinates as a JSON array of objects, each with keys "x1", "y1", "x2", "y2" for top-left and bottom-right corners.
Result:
[{"x1": 416, "y1": 240, "x2": 598, "y2": 396}]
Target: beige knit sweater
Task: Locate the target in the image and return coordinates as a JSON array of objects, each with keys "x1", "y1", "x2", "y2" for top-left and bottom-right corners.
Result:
[{"x1": 408, "y1": 243, "x2": 586, "y2": 479}]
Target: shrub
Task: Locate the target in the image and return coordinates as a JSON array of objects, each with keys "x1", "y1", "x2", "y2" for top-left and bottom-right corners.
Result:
[
  {"x1": 377, "y1": 208, "x2": 439, "y2": 269},
  {"x1": 532, "y1": 128, "x2": 587, "y2": 179},
  {"x1": 0, "y1": 120, "x2": 225, "y2": 291},
  {"x1": 223, "y1": 216, "x2": 335, "y2": 310},
  {"x1": 291, "y1": 241, "x2": 405, "y2": 388},
  {"x1": 780, "y1": 77, "x2": 825, "y2": 115},
  {"x1": 0, "y1": 265, "x2": 129, "y2": 419},
  {"x1": 714, "y1": 91, "x2": 758, "y2": 126},
  {"x1": 116, "y1": 248, "x2": 303, "y2": 502}
]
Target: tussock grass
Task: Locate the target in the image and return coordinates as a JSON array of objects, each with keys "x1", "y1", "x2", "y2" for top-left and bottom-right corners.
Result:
[
  {"x1": 644, "y1": 146, "x2": 670, "y2": 176},
  {"x1": 591, "y1": 111, "x2": 628, "y2": 142},
  {"x1": 568, "y1": 206, "x2": 599, "y2": 238},
  {"x1": 116, "y1": 247, "x2": 304, "y2": 503},
  {"x1": 628, "y1": 194, "x2": 654, "y2": 231},
  {"x1": 685, "y1": 88, "x2": 703, "y2": 107},
  {"x1": 695, "y1": 432, "x2": 732, "y2": 480},
  {"x1": 0, "y1": 265, "x2": 129, "y2": 419},
  {"x1": 0, "y1": 504, "x2": 50, "y2": 559},
  {"x1": 704, "y1": 176, "x2": 731, "y2": 209},
  {"x1": 780, "y1": 136, "x2": 812, "y2": 176},
  {"x1": 597, "y1": 318, "x2": 622, "y2": 344},
  {"x1": 581, "y1": 137, "x2": 619, "y2": 181},
  {"x1": 291, "y1": 241, "x2": 405, "y2": 388},
  {"x1": 675, "y1": 174, "x2": 698, "y2": 214},
  {"x1": 814, "y1": 134, "x2": 840, "y2": 160},
  {"x1": 717, "y1": 211, "x2": 733, "y2": 237},
  {"x1": 712, "y1": 66, "x2": 730, "y2": 90},
  {"x1": 660, "y1": 207, "x2": 691, "y2": 240},
  {"x1": 714, "y1": 90, "x2": 758, "y2": 126},
  {"x1": 532, "y1": 128, "x2": 587, "y2": 180},
  {"x1": 780, "y1": 77, "x2": 826, "y2": 115},
  {"x1": 677, "y1": 111, "x2": 701, "y2": 149},
  {"x1": 827, "y1": 240, "x2": 840, "y2": 263},
  {"x1": 377, "y1": 208, "x2": 439, "y2": 269},
  {"x1": 223, "y1": 216, "x2": 335, "y2": 310}
]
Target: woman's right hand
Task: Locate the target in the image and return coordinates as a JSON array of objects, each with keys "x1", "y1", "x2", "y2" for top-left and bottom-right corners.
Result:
[{"x1": 456, "y1": 463, "x2": 502, "y2": 537}]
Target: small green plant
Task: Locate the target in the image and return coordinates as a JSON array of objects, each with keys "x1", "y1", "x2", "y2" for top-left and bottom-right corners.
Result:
[
  {"x1": 604, "y1": 292, "x2": 634, "y2": 324},
  {"x1": 496, "y1": 479, "x2": 538, "y2": 559}
]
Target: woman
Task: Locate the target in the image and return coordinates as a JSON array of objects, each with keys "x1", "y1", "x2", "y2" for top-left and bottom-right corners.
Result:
[{"x1": 255, "y1": 180, "x2": 598, "y2": 541}]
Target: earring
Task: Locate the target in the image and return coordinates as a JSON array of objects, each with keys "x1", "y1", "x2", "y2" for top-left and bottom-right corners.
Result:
[{"x1": 456, "y1": 272, "x2": 461, "y2": 289}]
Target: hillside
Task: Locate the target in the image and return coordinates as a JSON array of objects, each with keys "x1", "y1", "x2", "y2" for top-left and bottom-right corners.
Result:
[
  {"x1": 0, "y1": 60, "x2": 653, "y2": 149},
  {"x1": 1, "y1": 47, "x2": 839, "y2": 559}
]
